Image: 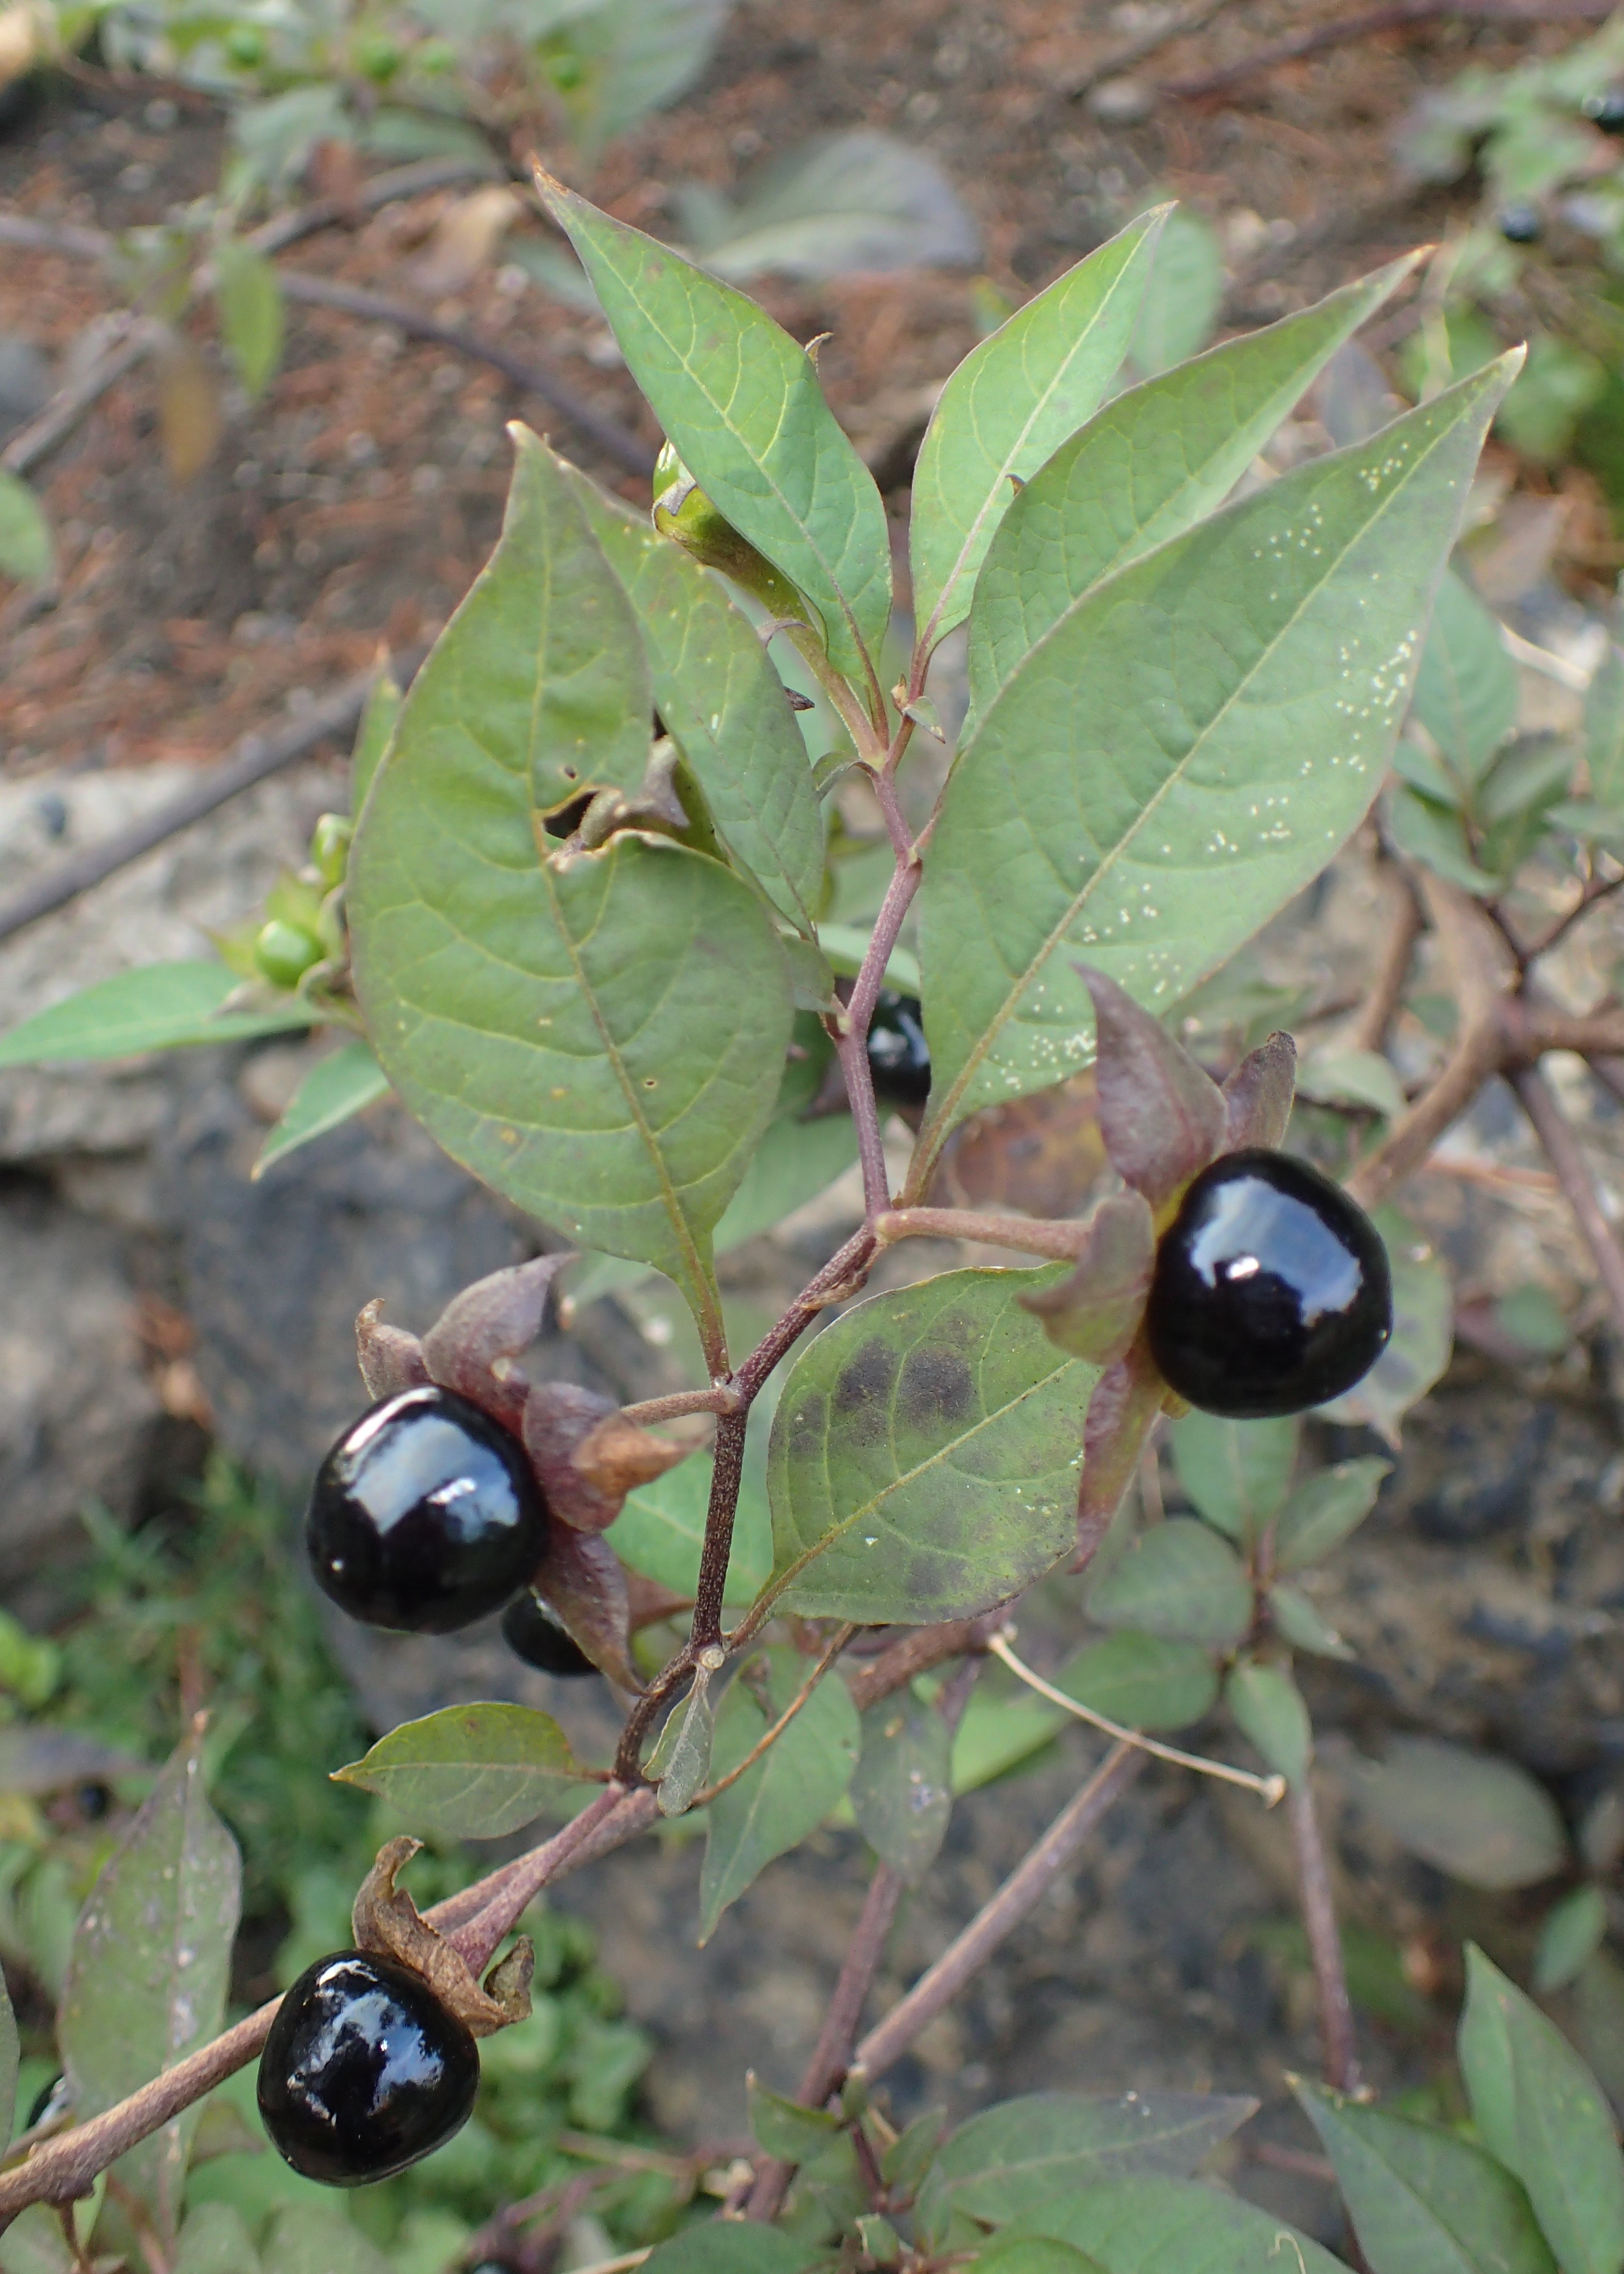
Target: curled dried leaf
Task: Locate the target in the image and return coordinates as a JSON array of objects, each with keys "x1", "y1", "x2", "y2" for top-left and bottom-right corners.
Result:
[
  {"x1": 1221, "y1": 1030, "x2": 1297, "y2": 1152},
  {"x1": 575, "y1": 739, "x2": 690, "y2": 850},
  {"x1": 1081, "y1": 967, "x2": 1225, "y2": 1211},
  {"x1": 350, "y1": 1837, "x2": 530, "y2": 2038},
  {"x1": 422, "y1": 1254, "x2": 574, "y2": 1429},
  {"x1": 355, "y1": 1298, "x2": 430, "y2": 1401},
  {"x1": 531, "y1": 1525, "x2": 641, "y2": 1692},
  {"x1": 522, "y1": 1381, "x2": 621, "y2": 1531},
  {"x1": 1074, "y1": 1337, "x2": 1168, "y2": 1570},
  {"x1": 1021, "y1": 1190, "x2": 1155, "y2": 1364}
]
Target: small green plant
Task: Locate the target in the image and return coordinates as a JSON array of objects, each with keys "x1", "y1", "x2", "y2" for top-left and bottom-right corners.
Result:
[{"x1": 7, "y1": 164, "x2": 1624, "y2": 2274}]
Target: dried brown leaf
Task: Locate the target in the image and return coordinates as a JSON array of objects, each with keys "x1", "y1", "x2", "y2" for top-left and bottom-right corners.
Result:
[{"x1": 355, "y1": 1297, "x2": 430, "y2": 1401}]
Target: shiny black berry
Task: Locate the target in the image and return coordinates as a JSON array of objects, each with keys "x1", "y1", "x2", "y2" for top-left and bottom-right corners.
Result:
[
  {"x1": 501, "y1": 1589, "x2": 598, "y2": 1677},
  {"x1": 307, "y1": 1384, "x2": 547, "y2": 1633},
  {"x1": 1498, "y1": 203, "x2": 1543, "y2": 245},
  {"x1": 867, "y1": 990, "x2": 931, "y2": 1107},
  {"x1": 1145, "y1": 1148, "x2": 1392, "y2": 1420},
  {"x1": 1584, "y1": 86, "x2": 1624, "y2": 134},
  {"x1": 258, "y1": 1950, "x2": 479, "y2": 2186}
]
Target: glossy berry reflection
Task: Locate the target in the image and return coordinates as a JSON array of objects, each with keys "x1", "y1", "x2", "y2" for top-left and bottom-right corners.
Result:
[
  {"x1": 307, "y1": 1384, "x2": 547, "y2": 1633},
  {"x1": 866, "y1": 990, "x2": 931, "y2": 1108},
  {"x1": 257, "y1": 1950, "x2": 479, "y2": 2186},
  {"x1": 1146, "y1": 1148, "x2": 1392, "y2": 1420},
  {"x1": 502, "y1": 1589, "x2": 598, "y2": 1678}
]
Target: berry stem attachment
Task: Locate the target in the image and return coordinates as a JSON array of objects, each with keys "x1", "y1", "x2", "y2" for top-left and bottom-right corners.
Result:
[
  {"x1": 613, "y1": 1385, "x2": 742, "y2": 1427},
  {"x1": 874, "y1": 1207, "x2": 1087, "y2": 1260}
]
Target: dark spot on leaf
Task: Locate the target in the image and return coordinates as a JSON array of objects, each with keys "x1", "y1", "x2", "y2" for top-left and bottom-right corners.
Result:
[
  {"x1": 898, "y1": 1345, "x2": 974, "y2": 1429},
  {"x1": 834, "y1": 1337, "x2": 898, "y2": 1415}
]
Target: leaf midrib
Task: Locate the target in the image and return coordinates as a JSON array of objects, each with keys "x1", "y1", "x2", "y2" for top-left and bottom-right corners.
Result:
[{"x1": 927, "y1": 390, "x2": 1481, "y2": 1143}]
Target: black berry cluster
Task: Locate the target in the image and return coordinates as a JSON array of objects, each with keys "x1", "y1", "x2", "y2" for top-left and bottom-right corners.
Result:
[
  {"x1": 258, "y1": 1951, "x2": 480, "y2": 2185},
  {"x1": 1147, "y1": 1149, "x2": 1392, "y2": 1419}
]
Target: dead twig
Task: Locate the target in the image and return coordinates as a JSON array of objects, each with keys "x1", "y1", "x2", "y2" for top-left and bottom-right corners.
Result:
[
  {"x1": 1291, "y1": 1778, "x2": 1361, "y2": 2097},
  {"x1": 1067, "y1": 0, "x2": 1239, "y2": 99},
  {"x1": 1508, "y1": 1063, "x2": 1624, "y2": 1342},
  {"x1": 0, "y1": 649, "x2": 426, "y2": 949},
  {"x1": 1345, "y1": 861, "x2": 1425, "y2": 1056},
  {"x1": 1, "y1": 318, "x2": 158, "y2": 480},
  {"x1": 1164, "y1": 0, "x2": 1615, "y2": 103}
]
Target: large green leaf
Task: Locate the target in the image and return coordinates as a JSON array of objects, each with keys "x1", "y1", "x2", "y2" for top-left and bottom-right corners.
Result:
[
  {"x1": 1461, "y1": 1946, "x2": 1624, "y2": 2274},
  {"x1": 1350, "y1": 1738, "x2": 1567, "y2": 1891},
  {"x1": 764, "y1": 1268, "x2": 1093, "y2": 1624},
  {"x1": 978, "y1": 2244, "x2": 1106, "y2": 2274},
  {"x1": 0, "y1": 2210, "x2": 74, "y2": 2274},
  {"x1": 557, "y1": 0, "x2": 730, "y2": 161},
  {"x1": 908, "y1": 210, "x2": 1163, "y2": 650},
  {"x1": 58, "y1": 1727, "x2": 241, "y2": 2242},
  {"x1": 1006, "y1": 2179, "x2": 1349, "y2": 2272},
  {"x1": 1409, "y1": 570, "x2": 1517, "y2": 785},
  {"x1": 1087, "y1": 1520, "x2": 1252, "y2": 1647},
  {"x1": 333, "y1": 1703, "x2": 594, "y2": 1839},
  {"x1": 0, "y1": 964, "x2": 314, "y2": 1067},
  {"x1": 915, "y1": 357, "x2": 1516, "y2": 1150},
  {"x1": 1054, "y1": 1632, "x2": 1218, "y2": 1733},
  {"x1": 540, "y1": 178, "x2": 892, "y2": 683},
  {"x1": 1295, "y1": 2083, "x2": 1557, "y2": 2274},
  {"x1": 967, "y1": 257, "x2": 1421, "y2": 721},
  {"x1": 699, "y1": 1648, "x2": 860, "y2": 1940},
  {"x1": 1130, "y1": 206, "x2": 1224, "y2": 376},
  {"x1": 919, "y1": 2093, "x2": 1258, "y2": 2228},
  {"x1": 606, "y1": 1448, "x2": 773, "y2": 1606},
  {"x1": 641, "y1": 2225, "x2": 826, "y2": 2273},
  {"x1": 1168, "y1": 1412, "x2": 1298, "y2": 1545},
  {"x1": 352, "y1": 815, "x2": 792, "y2": 1352},
  {"x1": 0, "y1": 1964, "x2": 15, "y2": 2151},
  {"x1": 565, "y1": 465, "x2": 825, "y2": 931}
]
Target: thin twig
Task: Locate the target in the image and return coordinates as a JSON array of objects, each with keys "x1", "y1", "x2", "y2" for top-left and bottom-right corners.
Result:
[
  {"x1": 690, "y1": 1626, "x2": 857, "y2": 1808},
  {"x1": 1345, "y1": 864, "x2": 1424, "y2": 1056},
  {"x1": 1163, "y1": 0, "x2": 1615, "y2": 102},
  {"x1": 989, "y1": 1635, "x2": 1285, "y2": 1803},
  {"x1": 1, "y1": 319, "x2": 157, "y2": 480},
  {"x1": 0, "y1": 650, "x2": 425, "y2": 948},
  {"x1": 1290, "y1": 1778, "x2": 1361, "y2": 2097},
  {"x1": 445, "y1": 1785, "x2": 629, "y2": 1970},
  {"x1": 851, "y1": 1744, "x2": 1148, "y2": 2085},
  {"x1": 614, "y1": 1385, "x2": 741, "y2": 1428},
  {"x1": 1067, "y1": 0, "x2": 1240, "y2": 98},
  {"x1": 1526, "y1": 870, "x2": 1624, "y2": 963},
  {"x1": 245, "y1": 154, "x2": 502, "y2": 259},
  {"x1": 846, "y1": 1615, "x2": 1000, "y2": 1714},
  {"x1": 875, "y1": 1206, "x2": 1086, "y2": 1260},
  {"x1": 1509, "y1": 1063, "x2": 1624, "y2": 1341}
]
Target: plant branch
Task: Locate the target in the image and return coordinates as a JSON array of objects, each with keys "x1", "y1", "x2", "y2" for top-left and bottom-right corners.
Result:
[
  {"x1": 1, "y1": 317, "x2": 157, "y2": 481},
  {"x1": 1067, "y1": 0, "x2": 1240, "y2": 98},
  {"x1": 875, "y1": 1207, "x2": 1086, "y2": 1261},
  {"x1": 1344, "y1": 862, "x2": 1424, "y2": 1056},
  {"x1": 1290, "y1": 1777, "x2": 1361, "y2": 2096},
  {"x1": 691, "y1": 1625, "x2": 857, "y2": 1807},
  {"x1": 1508, "y1": 1063, "x2": 1624, "y2": 1341},
  {"x1": 1161, "y1": 0, "x2": 1615, "y2": 102},
  {"x1": 846, "y1": 1615, "x2": 1001, "y2": 1713},
  {"x1": 851, "y1": 1743, "x2": 1148, "y2": 2085},
  {"x1": 444, "y1": 1785, "x2": 631, "y2": 1970},
  {"x1": 989, "y1": 1635, "x2": 1286, "y2": 1802},
  {"x1": 614, "y1": 1385, "x2": 741, "y2": 1428},
  {"x1": 1526, "y1": 869, "x2": 1624, "y2": 962},
  {"x1": 837, "y1": 1019, "x2": 895, "y2": 1223}
]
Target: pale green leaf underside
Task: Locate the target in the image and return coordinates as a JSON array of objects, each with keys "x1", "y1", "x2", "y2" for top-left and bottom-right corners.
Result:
[
  {"x1": 334, "y1": 1703, "x2": 590, "y2": 1838},
  {"x1": 0, "y1": 964, "x2": 314, "y2": 1067},
  {"x1": 352, "y1": 802, "x2": 792, "y2": 1340},
  {"x1": 699, "y1": 1648, "x2": 860, "y2": 1939},
  {"x1": 544, "y1": 179, "x2": 892, "y2": 681},
  {"x1": 916, "y1": 355, "x2": 1516, "y2": 1147},
  {"x1": 909, "y1": 208, "x2": 1164, "y2": 648},
  {"x1": 765, "y1": 1267, "x2": 1094, "y2": 1625},
  {"x1": 930, "y1": 2093, "x2": 1259, "y2": 2226},
  {"x1": 967, "y1": 257, "x2": 1422, "y2": 724},
  {"x1": 1010, "y1": 2179, "x2": 1349, "y2": 2273},
  {"x1": 566, "y1": 464, "x2": 825, "y2": 932},
  {"x1": 253, "y1": 1041, "x2": 390, "y2": 1178}
]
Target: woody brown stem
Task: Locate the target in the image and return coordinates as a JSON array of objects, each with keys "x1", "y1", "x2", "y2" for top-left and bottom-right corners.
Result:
[
  {"x1": 1509, "y1": 1063, "x2": 1624, "y2": 1341},
  {"x1": 1291, "y1": 1778, "x2": 1361, "y2": 2096}
]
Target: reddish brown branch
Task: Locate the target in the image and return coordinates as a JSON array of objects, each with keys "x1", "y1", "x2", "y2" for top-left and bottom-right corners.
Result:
[
  {"x1": 845, "y1": 1616, "x2": 1001, "y2": 1714},
  {"x1": 1291, "y1": 1778, "x2": 1361, "y2": 2096},
  {"x1": 1508, "y1": 1064, "x2": 1624, "y2": 1341},
  {"x1": 1163, "y1": 1, "x2": 1615, "y2": 102}
]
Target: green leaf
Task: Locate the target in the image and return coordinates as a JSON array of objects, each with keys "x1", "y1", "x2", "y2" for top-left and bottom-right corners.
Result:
[
  {"x1": 1224, "y1": 1658, "x2": 1310, "y2": 1788},
  {"x1": 0, "y1": 2210, "x2": 74, "y2": 2274},
  {"x1": 353, "y1": 814, "x2": 793, "y2": 1353},
  {"x1": 1087, "y1": 1519, "x2": 1251, "y2": 1647},
  {"x1": 213, "y1": 238, "x2": 284, "y2": 399},
  {"x1": 175, "y1": 2204, "x2": 263, "y2": 2274},
  {"x1": 851, "y1": 1692, "x2": 954, "y2": 1883},
  {"x1": 0, "y1": 962, "x2": 315, "y2": 1067},
  {"x1": 1409, "y1": 570, "x2": 1518, "y2": 784},
  {"x1": 252, "y1": 1041, "x2": 390, "y2": 1178},
  {"x1": 262, "y1": 2206, "x2": 393, "y2": 2274},
  {"x1": 1268, "y1": 1583, "x2": 1355, "y2": 1662},
  {"x1": 1004, "y1": 2179, "x2": 1348, "y2": 2273},
  {"x1": 1352, "y1": 1738, "x2": 1567, "y2": 1891},
  {"x1": 608, "y1": 1449, "x2": 773, "y2": 1606},
  {"x1": 565, "y1": 467, "x2": 825, "y2": 932},
  {"x1": 908, "y1": 209, "x2": 1164, "y2": 648},
  {"x1": 540, "y1": 177, "x2": 892, "y2": 683},
  {"x1": 1273, "y1": 1458, "x2": 1390, "y2": 1572},
  {"x1": 1130, "y1": 206, "x2": 1224, "y2": 376},
  {"x1": 1297, "y1": 1044, "x2": 1408, "y2": 1120},
  {"x1": 0, "y1": 1963, "x2": 15, "y2": 2151},
  {"x1": 1461, "y1": 1946, "x2": 1624, "y2": 2274},
  {"x1": 949, "y1": 1684, "x2": 1065, "y2": 1793},
  {"x1": 919, "y1": 2092, "x2": 1258, "y2": 2227},
  {"x1": 0, "y1": 469, "x2": 54, "y2": 583},
  {"x1": 59, "y1": 1726, "x2": 241, "y2": 2241},
  {"x1": 641, "y1": 2225, "x2": 825, "y2": 2273},
  {"x1": 1536, "y1": 1887, "x2": 1610, "y2": 1996},
  {"x1": 1316, "y1": 1210, "x2": 1453, "y2": 1446},
  {"x1": 968, "y1": 256, "x2": 1422, "y2": 721},
  {"x1": 332, "y1": 1703, "x2": 592, "y2": 1838},
  {"x1": 552, "y1": 0, "x2": 729, "y2": 162},
  {"x1": 764, "y1": 1268, "x2": 1093, "y2": 1625},
  {"x1": 699, "y1": 1648, "x2": 860, "y2": 1940},
  {"x1": 817, "y1": 922, "x2": 922, "y2": 997},
  {"x1": 1053, "y1": 1632, "x2": 1218, "y2": 1733},
  {"x1": 748, "y1": 2073, "x2": 843, "y2": 2162},
  {"x1": 917, "y1": 357, "x2": 1517, "y2": 1147},
  {"x1": 1584, "y1": 643, "x2": 1624, "y2": 813},
  {"x1": 1294, "y1": 2083, "x2": 1556, "y2": 2274},
  {"x1": 1388, "y1": 780, "x2": 1500, "y2": 896},
  {"x1": 351, "y1": 666, "x2": 401, "y2": 814},
  {"x1": 976, "y1": 2243, "x2": 1106, "y2": 2274},
  {"x1": 710, "y1": 1106, "x2": 859, "y2": 1250},
  {"x1": 1169, "y1": 1412, "x2": 1298, "y2": 1545}
]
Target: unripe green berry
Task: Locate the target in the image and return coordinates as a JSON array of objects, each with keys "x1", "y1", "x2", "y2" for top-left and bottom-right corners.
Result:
[
  {"x1": 254, "y1": 919, "x2": 323, "y2": 990},
  {"x1": 224, "y1": 24, "x2": 268, "y2": 68},
  {"x1": 309, "y1": 812, "x2": 353, "y2": 886},
  {"x1": 545, "y1": 47, "x2": 587, "y2": 91},
  {"x1": 352, "y1": 31, "x2": 401, "y2": 81}
]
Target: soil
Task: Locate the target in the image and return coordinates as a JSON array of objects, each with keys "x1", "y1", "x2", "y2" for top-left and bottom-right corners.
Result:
[{"x1": 4, "y1": 3, "x2": 1624, "y2": 2261}]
